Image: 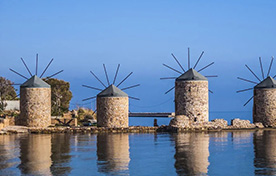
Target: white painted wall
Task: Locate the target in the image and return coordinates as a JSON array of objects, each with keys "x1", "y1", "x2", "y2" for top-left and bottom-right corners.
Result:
[{"x1": 4, "y1": 100, "x2": 19, "y2": 110}]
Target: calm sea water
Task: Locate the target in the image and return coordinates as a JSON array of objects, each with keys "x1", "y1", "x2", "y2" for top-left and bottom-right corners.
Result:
[
  {"x1": 130, "y1": 111, "x2": 252, "y2": 126},
  {"x1": 0, "y1": 129, "x2": 276, "y2": 176}
]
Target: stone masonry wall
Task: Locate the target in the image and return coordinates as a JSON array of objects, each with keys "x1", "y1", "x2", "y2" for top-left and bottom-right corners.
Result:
[
  {"x1": 253, "y1": 89, "x2": 276, "y2": 127},
  {"x1": 97, "y1": 97, "x2": 128, "y2": 127},
  {"x1": 175, "y1": 81, "x2": 208, "y2": 123},
  {"x1": 19, "y1": 88, "x2": 51, "y2": 128}
]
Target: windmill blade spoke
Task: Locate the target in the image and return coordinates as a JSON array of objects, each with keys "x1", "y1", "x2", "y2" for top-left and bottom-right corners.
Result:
[
  {"x1": 46, "y1": 70, "x2": 64, "y2": 79},
  {"x1": 245, "y1": 64, "x2": 261, "y2": 82},
  {"x1": 237, "y1": 77, "x2": 258, "y2": 84},
  {"x1": 165, "y1": 86, "x2": 175, "y2": 94},
  {"x1": 236, "y1": 87, "x2": 254, "y2": 93},
  {"x1": 9, "y1": 68, "x2": 28, "y2": 79},
  {"x1": 103, "y1": 64, "x2": 110, "y2": 86},
  {"x1": 90, "y1": 71, "x2": 106, "y2": 88},
  {"x1": 0, "y1": 83, "x2": 21, "y2": 86},
  {"x1": 113, "y1": 64, "x2": 120, "y2": 85},
  {"x1": 205, "y1": 75, "x2": 218, "y2": 78},
  {"x1": 82, "y1": 85, "x2": 103, "y2": 91},
  {"x1": 13, "y1": 93, "x2": 20, "y2": 99},
  {"x1": 117, "y1": 72, "x2": 133, "y2": 87},
  {"x1": 197, "y1": 62, "x2": 214, "y2": 72},
  {"x1": 121, "y1": 84, "x2": 140, "y2": 91},
  {"x1": 20, "y1": 58, "x2": 32, "y2": 76},
  {"x1": 82, "y1": 96, "x2": 97, "y2": 101},
  {"x1": 209, "y1": 89, "x2": 213, "y2": 93},
  {"x1": 188, "y1": 47, "x2": 190, "y2": 69},
  {"x1": 160, "y1": 77, "x2": 177, "y2": 80},
  {"x1": 259, "y1": 57, "x2": 265, "y2": 80},
  {"x1": 163, "y1": 64, "x2": 182, "y2": 74},
  {"x1": 36, "y1": 54, "x2": 38, "y2": 75},
  {"x1": 129, "y1": 96, "x2": 140, "y2": 100},
  {"x1": 40, "y1": 58, "x2": 54, "y2": 78},
  {"x1": 193, "y1": 51, "x2": 204, "y2": 69},
  {"x1": 51, "y1": 83, "x2": 68, "y2": 86},
  {"x1": 171, "y1": 53, "x2": 185, "y2": 72},
  {"x1": 92, "y1": 109, "x2": 97, "y2": 116},
  {"x1": 244, "y1": 96, "x2": 254, "y2": 106},
  {"x1": 267, "y1": 56, "x2": 274, "y2": 77}
]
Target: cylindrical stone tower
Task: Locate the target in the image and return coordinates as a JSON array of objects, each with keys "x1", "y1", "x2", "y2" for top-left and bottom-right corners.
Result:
[
  {"x1": 97, "y1": 84, "x2": 129, "y2": 127},
  {"x1": 253, "y1": 76, "x2": 276, "y2": 127},
  {"x1": 175, "y1": 68, "x2": 209, "y2": 123},
  {"x1": 19, "y1": 75, "x2": 51, "y2": 128}
]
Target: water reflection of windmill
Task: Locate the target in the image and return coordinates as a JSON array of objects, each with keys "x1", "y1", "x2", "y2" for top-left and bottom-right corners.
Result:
[
  {"x1": 237, "y1": 57, "x2": 276, "y2": 127},
  {"x1": 18, "y1": 134, "x2": 52, "y2": 175},
  {"x1": 173, "y1": 133, "x2": 210, "y2": 175},
  {"x1": 83, "y1": 64, "x2": 140, "y2": 127},
  {"x1": 254, "y1": 130, "x2": 276, "y2": 175},
  {"x1": 97, "y1": 133, "x2": 130, "y2": 175},
  {"x1": 161, "y1": 48, "x2": 216, "y2": 122},
  {"x1": 10, "y1": 54, "x2": 63, "y2": 127}
]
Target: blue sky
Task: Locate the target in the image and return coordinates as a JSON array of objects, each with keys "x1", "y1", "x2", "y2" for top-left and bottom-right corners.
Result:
[{"x1": 0, "y1": 0, "x2": 275, "y2": 113}]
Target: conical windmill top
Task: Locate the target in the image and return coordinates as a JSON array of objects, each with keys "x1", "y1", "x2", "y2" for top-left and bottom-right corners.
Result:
[
  {"x1": 237, "y1": 56, "x2": 276, "y2": 106},
  {"x1": 254, "y1": 76, "x2": 276, "y2": 89},
  {"x1": 176, "y1": 68, "x2": 207, "y2": 81},
  {"x1": 98, "y1": 84, "x2": 128, "y2": 97},
  {"x1": 161, "y1": 48, "x2": 216, "y2": 94},
  {"x1": 10, "y1": 54, "x2": 64, "y2": 87},
  {"x1": 21, "y1": 75, "x2": 50, "y2": 88},
  {"x1": 83, "y1": 64, "x2": 140, "y2": 101}
]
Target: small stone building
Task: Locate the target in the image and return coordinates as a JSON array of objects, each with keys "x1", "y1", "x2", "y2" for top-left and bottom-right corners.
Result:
[
  {"x1": 18, "y1": 75, "x2": 51, "y2": 128},
  {"x1": 97, "y1": 84, "x2": 129, "y2": 127},
  {"x1": 175, "y1": 68, "x2": 209, "y2": 123},
  {"x1": 253, "y1": 76, "x2": 276, "y2": 127}
]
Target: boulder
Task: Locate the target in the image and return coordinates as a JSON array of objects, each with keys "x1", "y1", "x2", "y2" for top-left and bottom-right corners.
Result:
[
  {"x1": 211, "y1": 119, "x2": 228, "y2": 128},
  {"x1": 169, "y1": 115, "x2": 190, "y2": 127},
  {"x1": 254, "y1": 122, "x2": 265, "y2": 128},
  {"x1": 231, "y1": 118, "x2": 255, "y2": 129}
]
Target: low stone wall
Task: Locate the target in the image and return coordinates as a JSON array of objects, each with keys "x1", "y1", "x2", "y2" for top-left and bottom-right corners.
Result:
[
  {"x1": 167, "y1": 117, "x2": 266, "y2": 132},
  {"x1": 0, "y1": 118, "x2": 271, "y2": 134},
  {"x1": 0, "y1": 116, "x2": 15, "y2": 130}
]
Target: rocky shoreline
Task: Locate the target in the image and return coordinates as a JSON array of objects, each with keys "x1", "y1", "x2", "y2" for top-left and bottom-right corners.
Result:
[{"x1": 0, "y1": 118, "x2": 274, "y2": 134}]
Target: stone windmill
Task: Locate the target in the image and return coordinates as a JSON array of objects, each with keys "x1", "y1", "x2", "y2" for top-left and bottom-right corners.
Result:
[
  {"x1": 237, "y1": 57, "x2": 276, "y2": 127},
  {"x1": 83, "y1": 64, "x2": 139, "y2": 128},
  {"x1": 10, "y1": 54, "x2": 63, "y2": 127},
  {"x1": 161, "y1": 48, "x2": 216, "y2": 123}
]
